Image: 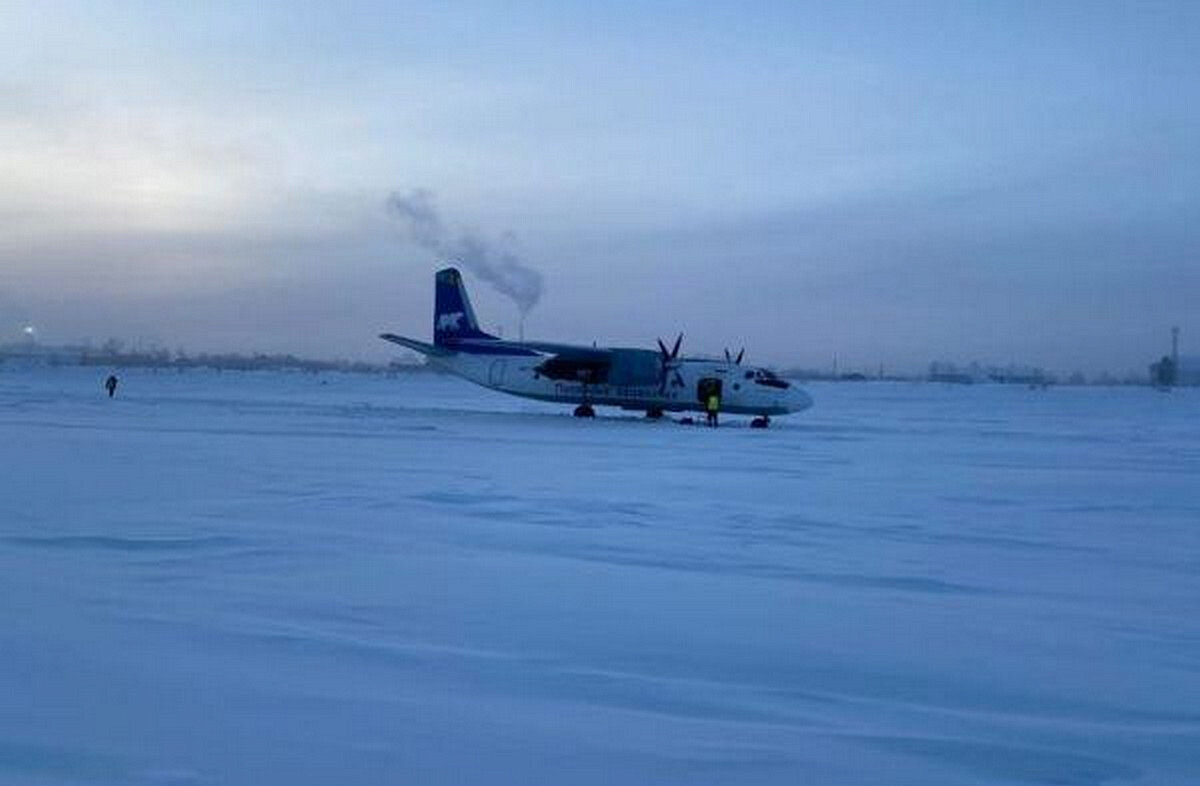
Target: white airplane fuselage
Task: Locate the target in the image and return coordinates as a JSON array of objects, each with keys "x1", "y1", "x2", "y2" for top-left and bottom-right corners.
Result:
[{"x1": 427, "y1": 350, "x2": 812, "y2": 416}]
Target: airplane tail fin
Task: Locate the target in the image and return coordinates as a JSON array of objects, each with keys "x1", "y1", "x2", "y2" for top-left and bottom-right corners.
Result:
[{"x1": 434, "y1": 267, "x2": 496, "y2": 345}]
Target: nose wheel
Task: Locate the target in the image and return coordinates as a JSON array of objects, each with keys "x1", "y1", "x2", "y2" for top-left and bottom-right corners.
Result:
[{"x1": 750, "y1": 415, "x2": 771, "y2": 429}]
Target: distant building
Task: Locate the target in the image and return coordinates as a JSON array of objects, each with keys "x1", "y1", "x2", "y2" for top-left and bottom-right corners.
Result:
[
  {"x1": 1150, "y1": 355, "x2": 1175, "y2": 387},
  {"x1": 929, "y1": 361, "x2": 977, "y2": 384},
  {"x1": 1149, "y1": 327, "x2": 1197, "y2": 387},
  {"x1": 1150, "y1": 356, "x2": 1200, "y2": 386}
]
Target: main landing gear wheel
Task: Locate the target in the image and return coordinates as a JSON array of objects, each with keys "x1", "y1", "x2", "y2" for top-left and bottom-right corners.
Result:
[
  {"x1": 645, "y1": 407, "x2": 664, "y2": 419},
  {"x1": 750, "y1": 415, "x2": 771, "y2": 429},
  {"x1": 574, "y1": 404, "x2": 596, "y2": 418}
]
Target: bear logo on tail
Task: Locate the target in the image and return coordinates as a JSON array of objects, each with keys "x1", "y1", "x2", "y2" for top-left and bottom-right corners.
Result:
[{"x1": 437, "y1": 312, "x2": 465, "y2": 332}]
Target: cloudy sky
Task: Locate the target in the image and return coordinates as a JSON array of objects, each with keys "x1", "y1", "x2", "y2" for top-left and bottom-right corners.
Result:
[{"x1": 3, "y1": 1, "x2": 1198, "y2": 373}]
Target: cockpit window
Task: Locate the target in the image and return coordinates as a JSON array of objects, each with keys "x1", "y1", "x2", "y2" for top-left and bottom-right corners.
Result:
[{"x1": 753, "y1": 369, "x2": 790, "y2": 389}]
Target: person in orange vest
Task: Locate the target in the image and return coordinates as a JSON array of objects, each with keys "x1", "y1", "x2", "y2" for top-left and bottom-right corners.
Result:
[{"x1": 705, "y1": 389, "x2": 720, "y2": 427}]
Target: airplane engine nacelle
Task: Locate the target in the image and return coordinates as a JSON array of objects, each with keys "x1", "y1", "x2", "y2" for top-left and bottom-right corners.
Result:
[{"x1": 606, "y1": 349, "x2": 662, "y2": 386}]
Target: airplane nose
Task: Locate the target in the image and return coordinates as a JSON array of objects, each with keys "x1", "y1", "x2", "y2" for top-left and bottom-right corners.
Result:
[{"x1": 789, "y1": 387, "x2": 813, "y2": 412}]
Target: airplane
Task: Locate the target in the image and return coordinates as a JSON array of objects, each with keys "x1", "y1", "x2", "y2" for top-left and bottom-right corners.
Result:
[{"x1": 380, "y1": 267, "x2": 813, "y2": 426}]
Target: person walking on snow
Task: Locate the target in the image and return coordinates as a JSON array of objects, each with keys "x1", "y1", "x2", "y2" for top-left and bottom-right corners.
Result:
[{"x1": 104, "y1": 374, "x2": 119, "y2": 398}]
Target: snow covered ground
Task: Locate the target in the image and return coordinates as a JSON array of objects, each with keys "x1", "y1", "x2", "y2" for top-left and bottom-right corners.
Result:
[{"x1": 2, "y1": 365, "x2": 1198, "y2": 785}]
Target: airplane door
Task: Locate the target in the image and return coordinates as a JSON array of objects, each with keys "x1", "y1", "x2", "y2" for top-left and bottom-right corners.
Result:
[
  {"x1": 488, "y1": 360, "x2": 507, "y2": 387},
  {"x1": 697, "y1": 377, "x2": 722, "y2": 402}
]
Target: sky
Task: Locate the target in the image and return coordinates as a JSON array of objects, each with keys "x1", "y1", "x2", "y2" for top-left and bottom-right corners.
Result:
[{"x1": 2, "y1": 1, "x2": 1198, "y2": 374}]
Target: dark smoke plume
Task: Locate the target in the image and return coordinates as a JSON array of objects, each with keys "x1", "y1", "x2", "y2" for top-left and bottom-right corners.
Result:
[{"x1": 386, "y1": 189, "x2": 543, "y2": 316}]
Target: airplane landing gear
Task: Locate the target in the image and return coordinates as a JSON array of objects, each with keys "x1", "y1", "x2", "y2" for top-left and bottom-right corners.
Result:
[
  {"x1": 574, "y1": 380, "x2": 596, "y2": 418},
  {"x1": 645, "y1": 407, "x2": 664, "y2": 419},
  {"x1": 750, "y1": 415, "x2": 771, "y2": 429}
]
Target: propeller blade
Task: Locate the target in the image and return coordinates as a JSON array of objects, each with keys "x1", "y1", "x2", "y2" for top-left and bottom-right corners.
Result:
[
  {"x1": 736, "y1": 348, "x2": 745, "y2": 365},
  {"x1": 656, "y1": 334, "x2": 683, "y2": 393},
  {"x1": 724, "y1": 348, "x2": 731, "y2": 363}
]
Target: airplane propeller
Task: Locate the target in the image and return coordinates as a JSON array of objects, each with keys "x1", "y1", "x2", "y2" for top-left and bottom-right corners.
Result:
[
  {"x1": 658, "y1": 333, "x2": 683, "y2": 363},
  {"x1": 724, "y1": 347, "x2": 745, "y2": 365},
  {"x1": 657, "y1": 333, "x2": 684, "y2": 393}
]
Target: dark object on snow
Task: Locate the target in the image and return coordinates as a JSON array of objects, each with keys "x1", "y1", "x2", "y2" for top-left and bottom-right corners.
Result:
[
  {"x1": 679, "y1": 417, "x2": 695, "y2": 426},
  {"x1": 750, "y1": 416, "x2": 771, "y2": 429},
  {"x1": 104, "y1": 375, "x2": 119, "y2": 398},
  {"x1": 1152, "y1": 355, "x2": 1177, "y2": 388}
]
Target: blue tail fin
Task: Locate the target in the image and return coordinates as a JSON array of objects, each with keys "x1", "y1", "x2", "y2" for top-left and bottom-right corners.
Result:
[{"x1": 434, "y1": 268, "x2": 495, "y2": 344}]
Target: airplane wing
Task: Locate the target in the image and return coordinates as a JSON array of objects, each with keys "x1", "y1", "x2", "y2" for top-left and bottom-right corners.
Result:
[
  {"x1": 380, "y1": 333, "x2": 609, "y2": 361},
  {"x1": 515, "y1": 341, "x2": 611, "y2": 360},
  {"x1": 444, "y1": 338, "x2": 611, "y2": 360}
]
